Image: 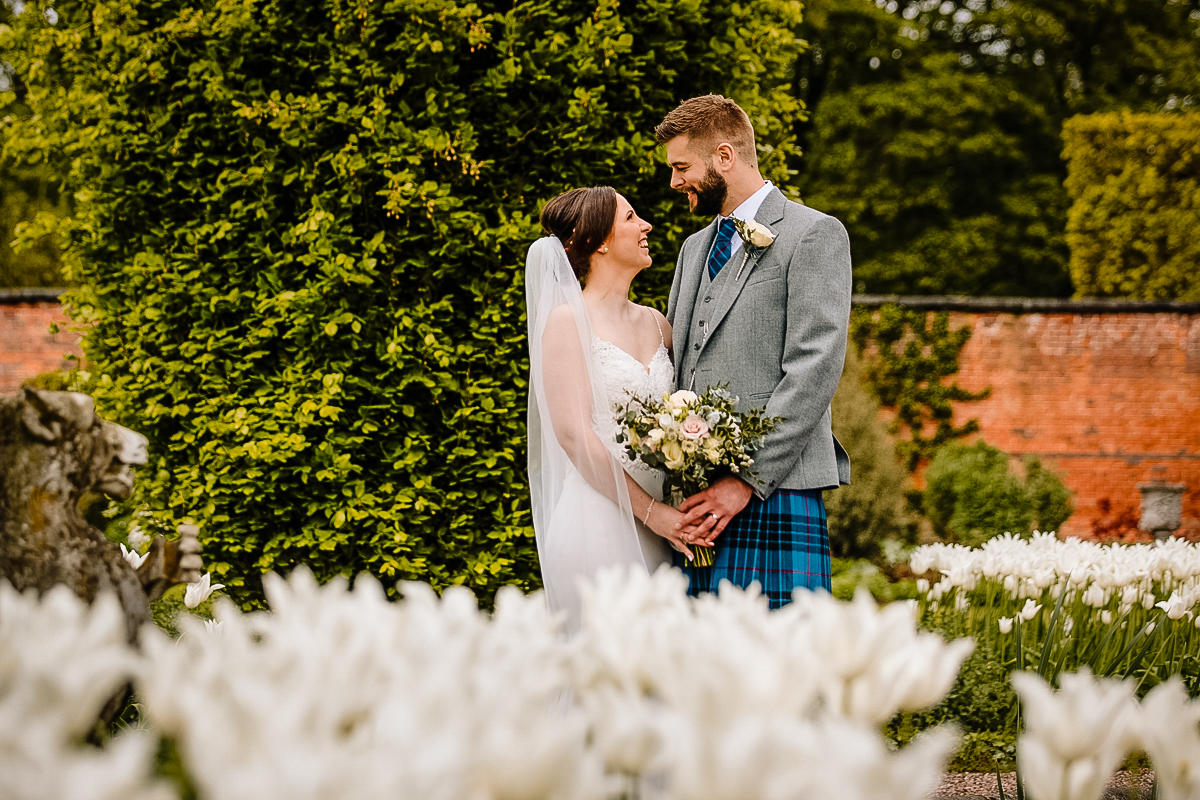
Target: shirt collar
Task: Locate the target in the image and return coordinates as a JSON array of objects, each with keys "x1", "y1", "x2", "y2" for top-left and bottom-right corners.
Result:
[{"x1": 719, "y1": 180, "x2": 774, "y2": 225}]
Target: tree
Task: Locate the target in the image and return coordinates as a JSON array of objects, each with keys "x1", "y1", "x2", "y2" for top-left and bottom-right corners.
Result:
[
  {"x1": 0, "y1": 0, "x2": 806, "y2": 605},
  {"x1": 793, "y1": 0, "x2": 1200, "y2": 298},
  {"x1": 0, "y1": 4, "x2": 68, "y2": 288}
]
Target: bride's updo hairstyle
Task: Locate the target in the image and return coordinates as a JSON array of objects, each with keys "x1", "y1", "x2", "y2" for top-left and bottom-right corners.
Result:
[{"x1": 539, "y1": 186, "x2": 618, "y2": 282}]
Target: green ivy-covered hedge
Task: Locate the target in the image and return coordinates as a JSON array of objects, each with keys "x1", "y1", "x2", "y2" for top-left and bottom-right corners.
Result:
[
  {"x1": 1, "y1": 0, "x2": 805, "y2": 604},
  {"x1": 1064, "y1": 111, "x2": 1200, "y2": 300},
  {"x1": 850, "y1": 304, "x2": 989, "y2": 472}
]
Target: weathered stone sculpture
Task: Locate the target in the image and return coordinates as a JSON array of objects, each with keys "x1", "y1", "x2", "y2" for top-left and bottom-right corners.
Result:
[{"x1": 0, "y1": 386, "x2": 197, "y2": 642}]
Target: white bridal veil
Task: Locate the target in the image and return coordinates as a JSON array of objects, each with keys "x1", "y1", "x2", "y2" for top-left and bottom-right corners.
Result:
[{"x1": 525, "y1": 236, "x2": 649, "y2": 628}]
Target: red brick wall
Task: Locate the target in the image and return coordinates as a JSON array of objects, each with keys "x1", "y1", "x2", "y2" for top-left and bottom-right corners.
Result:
[
  {"x1": 950, "y1": 310, "x2": 1200, "y2": 538},
  {"x1": 0, "y1": 301, "x2": 81, "y2": 393}
]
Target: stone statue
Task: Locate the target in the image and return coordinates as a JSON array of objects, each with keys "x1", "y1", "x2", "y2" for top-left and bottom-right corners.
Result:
[{"x1": 0, "y1": 387, "x2": 201, "y2": 643}]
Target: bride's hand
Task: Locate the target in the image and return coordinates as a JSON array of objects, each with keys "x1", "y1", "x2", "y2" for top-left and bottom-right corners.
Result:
[{"x1": 646, "y1": 502, "x2": 694, "y2": 561}]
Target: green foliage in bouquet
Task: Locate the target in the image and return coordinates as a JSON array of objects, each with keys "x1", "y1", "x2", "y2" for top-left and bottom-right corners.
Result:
[
  {"x1": 616, "y1": 386, "x2": 779, "y2": 505},
  {"x1": 0, "y1": 0, "x2": 806, "y2": 604},
  {"x1": 1064, "y1": 111, "x2": 1200, "y2": 300},
  {"x1": 923, "y1": 441, "x2": 1074, "y2": 545}
]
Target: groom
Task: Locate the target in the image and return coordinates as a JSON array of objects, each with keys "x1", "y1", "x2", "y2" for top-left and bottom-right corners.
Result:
[{"x1": 658, "y1": 95, "x2": 852, "y2": 608}]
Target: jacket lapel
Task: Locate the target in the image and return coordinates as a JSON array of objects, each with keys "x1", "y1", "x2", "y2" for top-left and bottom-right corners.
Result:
[
  {"x1": 698, "y1": 188, "x2": 786, "y2": 356},
  {"x1": 672, "y1": 218, "x2": 718, "y2": 385}
]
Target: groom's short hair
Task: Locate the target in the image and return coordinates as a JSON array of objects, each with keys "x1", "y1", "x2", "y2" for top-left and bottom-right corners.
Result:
[{"x1": 655, "y1": 95, "x2": 758, "y2": 169}]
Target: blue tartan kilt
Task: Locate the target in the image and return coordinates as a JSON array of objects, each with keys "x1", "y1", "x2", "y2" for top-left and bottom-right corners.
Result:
[{"x1": 674, "y1": 488, "x2": 832, "y2": 609}]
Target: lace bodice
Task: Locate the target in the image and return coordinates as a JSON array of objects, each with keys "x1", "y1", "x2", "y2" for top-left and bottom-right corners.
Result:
[
  {"x1": 592, "y1": 338, "x2": 674, "y2": 499},
  {"x1": 592, "y1": 338, "x2": 674, "y2": 411}
]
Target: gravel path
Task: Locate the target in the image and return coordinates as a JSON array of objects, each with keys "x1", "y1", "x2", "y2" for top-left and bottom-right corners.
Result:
[{"x1": 934, "y1": 770, "x2": 1155, "y2": 799}]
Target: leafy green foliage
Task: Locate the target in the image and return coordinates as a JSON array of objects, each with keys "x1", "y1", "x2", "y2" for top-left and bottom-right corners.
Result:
[
  {"x1": 794, "y1": 0, "x2": 1200, "y2": 298},
  {"x1": 825, "y1": 347, "x2": 910, "y2": 560},
  {"x1": 801, "y1": 51, "x2": 1071, "y2": 297},
  {"x1": 830, "y1": 558, "x2": 918, "y2": 603},
  {"x1": 1064, "y1": 112, "x2": 1200, "y2": 299},
  {"x1": 888, "y1": 636, "x2": 1018, "y2": 771},
  {"x1": 0, "y1": 161, "x2": 67, "y2": 287},
  {"x1": 923, "y1": 441, "x2": 1074, "y2": 544},
  {"x1": 1023, "y1": 456, "x2": 1075, "y2": 537},
  {"x1": 0, "y1": 0, "x2": 805, "y2": 605},
  {"x1": 0, "y1": 6, "x2": 70, "y2": 288},
  {"x1": 851, "y1": 304, "x2": 988, "y2": 471}
]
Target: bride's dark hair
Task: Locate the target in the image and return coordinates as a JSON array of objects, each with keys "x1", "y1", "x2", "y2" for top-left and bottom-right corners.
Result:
[{"x1": 539, "y1": 186, "x2": 617, "y2": 282}]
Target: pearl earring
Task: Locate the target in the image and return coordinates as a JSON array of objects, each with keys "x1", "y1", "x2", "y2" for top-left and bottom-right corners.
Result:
[{"x1": 599, "y1": 247, "x2": 609, "y2": 253}]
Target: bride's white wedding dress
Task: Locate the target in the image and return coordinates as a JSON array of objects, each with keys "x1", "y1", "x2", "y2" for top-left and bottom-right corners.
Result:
[{"x1": 540, "y1": 335, "x2": 674, "y2": 630}]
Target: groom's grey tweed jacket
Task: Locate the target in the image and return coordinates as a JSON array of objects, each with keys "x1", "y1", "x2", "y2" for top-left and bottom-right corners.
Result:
[{"x1": 667, "y1": 187, "x2": 852, "y2": 497}]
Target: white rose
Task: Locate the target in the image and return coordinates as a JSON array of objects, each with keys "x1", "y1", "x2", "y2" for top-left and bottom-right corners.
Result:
[
  {"x1": 668, "y1": 389, "x2": 698, "y2": 409},
  {"x1": 661, "y1": 439, "x2": 685, "y2": 470},
  {"x1": 735, "y1": 218, "x2": 776, "y2": 249}
]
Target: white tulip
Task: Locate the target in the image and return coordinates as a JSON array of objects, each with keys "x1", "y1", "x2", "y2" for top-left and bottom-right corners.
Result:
[
  {"x1": 1013, "y1": 670, "x2": 1137, "y2": 800},
  {"x1": 1081, "y1": 584, "x2": 1107, "y2": 608},
  {"x1": 916, "y1": 578, "x2": 929, "y2": 594},
  {"x1": 1100, "y1": 610, "x2": 1113, "y2": 625},
  {"x1": 1020, "y1": 599, "x2": 1043, "y2": 622},
  {"x1": 1136, "y1": 679, "x2": 1200, "y2": 800},
  {"x1": 120, "y1": 543, "x2": 148, "y2": 570},
  {"x1": 0, "y1": 582, "x2": 170, "y2": 800},
  {"x1": 183, "y1": 572, "x2": 225, "y2": 609},
  {"x1": 1155, "y1": 591, "x2": 1193, "y2": 621},
  {"x1": 141, "y1": 568, "x2": 603, "y2": 800},
  {"x1": 998, "y1": 617, "x2": 1014, "y2": 634}
]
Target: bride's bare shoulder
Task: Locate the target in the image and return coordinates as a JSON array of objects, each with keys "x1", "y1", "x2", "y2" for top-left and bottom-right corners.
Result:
[
  {"x1": 543, "y1": 303, "x2": 584, "y2": 353},
  {"x1": 642, "y1": 305, "x2": 673, "y2": 350}
]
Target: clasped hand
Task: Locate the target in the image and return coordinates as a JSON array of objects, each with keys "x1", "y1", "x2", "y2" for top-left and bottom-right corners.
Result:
[{"x1": 674, "y1": 476, "x2": 753, "y2": 546}]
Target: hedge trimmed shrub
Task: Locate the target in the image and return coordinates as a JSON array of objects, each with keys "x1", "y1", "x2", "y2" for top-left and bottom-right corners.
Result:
[
  {"x1": 1064, "y1": 112, "x2": 1200, "y2": 300},
  {"x1": 0, "y1": 0, "x2": 804, "y2": 605},
  {"x1": 923, "y1": 441, "x2": 1074, "y2": 546}
]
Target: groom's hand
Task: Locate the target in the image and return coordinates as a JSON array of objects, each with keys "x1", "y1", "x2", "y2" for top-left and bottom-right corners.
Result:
[{"x1": 676, "y1": 476, "x2": 754, "y2": 546}]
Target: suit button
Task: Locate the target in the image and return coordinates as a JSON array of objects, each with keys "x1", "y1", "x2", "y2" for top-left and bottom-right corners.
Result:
[
  {"x1": 694, "y1": 343, "x2": 700, "y2": 351},
  {"x1": 698, "y1": 320, "x2": 704, "y2": 327},
  {"x1": 704, "y1": 296, "x2": 712, "y2": 303}
]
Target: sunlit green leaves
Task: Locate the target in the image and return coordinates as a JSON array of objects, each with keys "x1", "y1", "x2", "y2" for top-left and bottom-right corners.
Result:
[{"x1": 1, "y1": 0, "x2": 806, "y2": 606}]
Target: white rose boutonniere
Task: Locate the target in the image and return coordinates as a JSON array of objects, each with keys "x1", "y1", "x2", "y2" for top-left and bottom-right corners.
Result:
[{"x1": 731, "y1": 218, "x2": 777, "y2": 280}]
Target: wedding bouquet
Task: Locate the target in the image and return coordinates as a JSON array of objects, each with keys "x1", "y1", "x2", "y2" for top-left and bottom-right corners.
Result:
[{"x1": 615, "y1": 387, "x2": 779, "y2": 567}]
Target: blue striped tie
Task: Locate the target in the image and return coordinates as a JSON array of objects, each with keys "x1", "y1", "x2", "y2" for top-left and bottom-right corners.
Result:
[{"x1": 707, "y1": 217, "x2": 739, "y2": 280}]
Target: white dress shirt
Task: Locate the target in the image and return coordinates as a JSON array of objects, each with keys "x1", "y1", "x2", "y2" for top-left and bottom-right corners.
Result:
[{"x1": 719, "y1": 180, "x2": 774, "y2": 258}]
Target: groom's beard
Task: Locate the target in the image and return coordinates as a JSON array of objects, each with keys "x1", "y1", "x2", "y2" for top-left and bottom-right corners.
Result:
[{"x1": 689, "y1": 167, "x2": 728, "y2": 217}]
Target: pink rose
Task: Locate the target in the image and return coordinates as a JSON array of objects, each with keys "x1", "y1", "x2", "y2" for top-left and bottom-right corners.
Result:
[{"x1": 679, "y1": 414, "x2": 710, "y2": 440}]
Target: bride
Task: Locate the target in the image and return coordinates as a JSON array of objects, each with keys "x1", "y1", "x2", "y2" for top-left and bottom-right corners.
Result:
[{"x1": 526, "y1": 186, "x2": 693, "y2": 633}]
